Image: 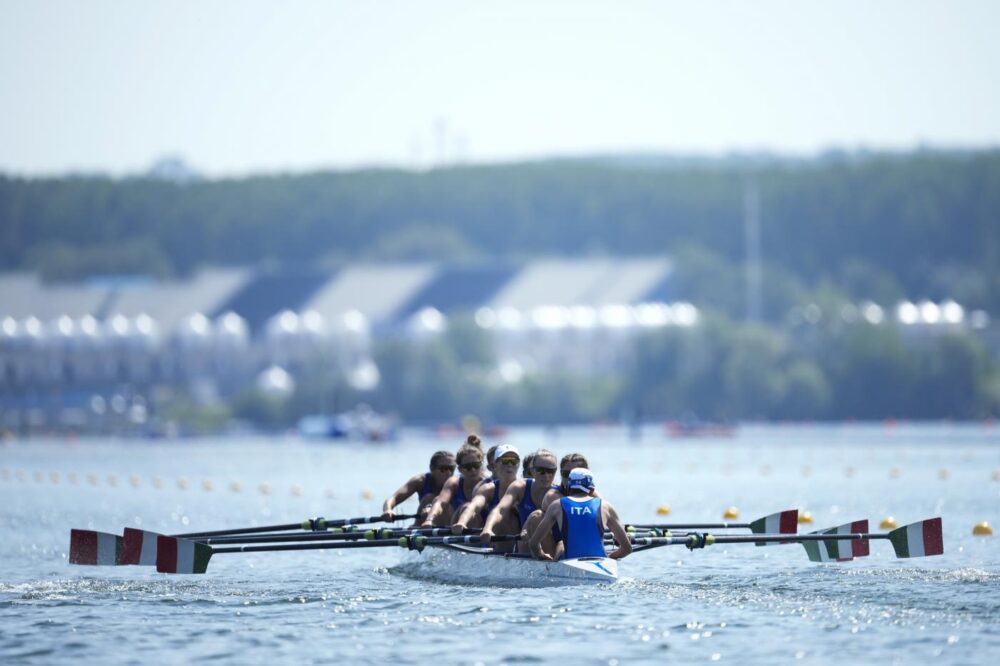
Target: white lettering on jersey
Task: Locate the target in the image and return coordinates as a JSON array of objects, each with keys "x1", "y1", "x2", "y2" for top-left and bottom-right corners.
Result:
[{"x1": 569, "y1": 506, "x2": 593, "y2": 516}]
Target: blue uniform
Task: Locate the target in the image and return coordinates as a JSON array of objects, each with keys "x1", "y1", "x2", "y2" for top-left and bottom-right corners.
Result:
[
  {"x1": 517, "y1": 479, "x2": 540, "y2": 528},
  {"x1": 450, "y1": 478, "x2": 472, "y2": 511},
  {"x1": 419, "y1": 472, "x2": 434, "y2": 499},
  {"x1": 559, "y1": 496, "x2": 605, "y2": 559},
  {"x1": 479, "y1": 482, "x2": 501, "y2": 522}
]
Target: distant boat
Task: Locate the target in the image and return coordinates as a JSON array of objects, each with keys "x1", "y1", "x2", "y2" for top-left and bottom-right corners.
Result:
[
  {"x1": 298, "y1": 404, "x2": 398, "y2": 442},
  {"x1": 664, "y1": 417, "x2": 737, "y2": 439}
]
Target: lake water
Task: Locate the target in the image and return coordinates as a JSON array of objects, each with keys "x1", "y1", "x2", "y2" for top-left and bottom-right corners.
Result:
[{"x1": 1, "y1": 423, "x2": 998, "y2": 664}]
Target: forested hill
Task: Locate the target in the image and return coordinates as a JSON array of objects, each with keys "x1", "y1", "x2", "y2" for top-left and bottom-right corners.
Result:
[{"x1": 2, "y1": 149, "x2": 998, "y2": 313}]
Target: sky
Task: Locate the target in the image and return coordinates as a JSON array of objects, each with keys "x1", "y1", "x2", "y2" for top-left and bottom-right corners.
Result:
[{"x1": 1, "y1": 0, "x2": 998, "y2": 177}]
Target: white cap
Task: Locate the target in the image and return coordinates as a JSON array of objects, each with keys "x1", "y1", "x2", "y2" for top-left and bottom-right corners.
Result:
[
  {"x1": 494, "y1": 443, "x2": 520, "y2": 460},
  {"x1": 567, "y1": 468, "x2": 595, "y2": 492}
]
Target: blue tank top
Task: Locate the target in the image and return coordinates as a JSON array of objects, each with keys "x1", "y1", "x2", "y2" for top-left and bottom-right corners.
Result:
[
  {"x1": 517, "y1": 479, "x2": 539, "y2": 527},
  {"x1": 560, "y1": 496, "x2": 605, "y2": 559},
  {"x1": 479, "y1": 482, "x2": 501, "y2": 522},
  {"x1": 419, "y1": 472, "x2": 434, "y2": 499},
  {"x1": 451, "y1": 477, "x2": 472, "y2": 510}
]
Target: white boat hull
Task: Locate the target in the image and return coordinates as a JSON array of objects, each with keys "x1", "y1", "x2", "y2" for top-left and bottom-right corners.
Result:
[{"x1": 399, "y1": 544, "x2": 618, "y2": 586}]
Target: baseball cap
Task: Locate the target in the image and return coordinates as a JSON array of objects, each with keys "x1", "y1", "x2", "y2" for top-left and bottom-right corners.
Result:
[
  {"x1": 567, "y1": 468, "x2": 595, "y2": 492},
  {"x1": 494, "y1": 443, "x2": 519, "y2": 460}
]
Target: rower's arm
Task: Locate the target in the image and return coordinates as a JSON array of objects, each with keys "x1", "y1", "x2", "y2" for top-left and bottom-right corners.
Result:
[
  {"x1": 529, "y1": 502, "x2": 561, "y2": 561},
  {"x1": 422, "y1": 478, "x2": 457, "y2": 526},
  {"x1": 382, "y1": 475, "x2": 422, "y2": 519},
  {"x1": 452, "y1": 486, "x2": 489, "y2": 532},
  {"x1": 603, "y1": 501, "x2": 632, "y2": 560},
  {"x1": 539, "y1": 488, "x2": 560, "y2": 512},
  {"x1": 482, "y1": 482, "x2": 521, "y2": 535}
]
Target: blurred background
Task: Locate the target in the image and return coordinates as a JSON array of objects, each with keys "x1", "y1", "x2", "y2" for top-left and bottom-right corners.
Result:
[{"x1": 2, "y1": 0, "x2": 999, "y2": 439}]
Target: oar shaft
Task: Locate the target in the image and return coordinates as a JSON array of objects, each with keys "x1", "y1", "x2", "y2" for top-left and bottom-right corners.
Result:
[
  {"x1": 202, "y1": 527, "x2": 470, "y2": 545},
  {"x1": 175, "y1": 514, "x2": 417, "y2": 539},
  {"x1": 213, "y1": 538, "x2": 405, "y2": 554},
  {"x1": 626, "y1": 522, "x2": 749, "y2": 530}
]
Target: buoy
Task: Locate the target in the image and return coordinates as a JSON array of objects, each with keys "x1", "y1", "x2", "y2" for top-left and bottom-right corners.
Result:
[
  {"x1": 798, "y1": 511, "x2": 814, "y2": 524},
  {"x1": 86, "y1": 473, "x2": 98, "y2": 486},
  {"x1": 201, "y1": 479, "x2": 214, "y2": 492},
  {"x1": 889, "y1": 467, "x2": 901, "y2": 479},
  {"x1": 176, "y1": 478, "x2": 188, "y2": 490},
  {"x1": 152, "y1": 477, "x2": 164, "y2": 490},
  {"x1": 723, "y1": 507, "x2": 739, "y2": 519},
  {"x1": 49, "y1": 472, "x2": 60, "y2": 484},
  {"x1": 106, "y1": 475, "x2": 118, "y2": 487},
  {"x1": 938, "y1": 468, "x2": 950, "y2": 480},
  {"x1": 291, "y1": 484, "x2": 303, "y2": 497},
  {"x1": 973, "y1": 522, "x2": 993, "y2": 536},
  {"x1": 880, "y1": 516, "x2": 897, "y2": 529},
  {"x1": 844, "y1": 466, "x2": 856, "y2": 478},
  {"x1": 258, "y1": 482, "x2": 271, "y2": 495},
  {"x1": 129, "y1": 475, "x2": 142, "y2": 488},
  {"x1": 656, "y1": 504, "x2": 671, "y2": 516},
  {"x1": 992, "y1": 469, "x2": 1000, "y2": 481},
  {"x1": 801, "y1": 466, "x2": 812, "y2": 477},
  {"x1": 361, "y1": 488, "x2": 374, "y2": 500},
  {"x1": 229, "y1": 481, "x2": 243, "y2": 493},
  {"x1": 324, "y1": 488, "x2": 335, "y2": 498},
  {"x1": 33, "y1": 471, "x2": 43, "y2": 482}
]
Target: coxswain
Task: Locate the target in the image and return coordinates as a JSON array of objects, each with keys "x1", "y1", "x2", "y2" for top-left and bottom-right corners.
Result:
[
  {"x1": 382, "y1": 450, "x2": 455, "y2": 524},
  {"x1": 421, "y1": 435, "x2": 486, "y2": 527},
  {"x1": 480, "y1": 448, "x2": 558, "y2": 553},
  {"x1": 452, "y1": 444, "x2": 520, "y2": 535},
  {"x1": 528, "y1": 468, "x2": 631, "y2": 561}
]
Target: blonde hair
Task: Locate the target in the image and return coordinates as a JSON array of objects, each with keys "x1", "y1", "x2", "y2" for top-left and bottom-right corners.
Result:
[{"x1": 456, "y1": 434, "x2": 484, "y2": 466}]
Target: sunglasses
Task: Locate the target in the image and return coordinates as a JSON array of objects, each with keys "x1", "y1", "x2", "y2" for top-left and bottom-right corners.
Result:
[
  {"x1": 497, "y1": 456, "x2": 520, "y2": 465},
  {"x1": 533, "y1": 466, "x2": 557, "y2": 475},
  {"x1": 434, "y1": 465, "x2": 456, "y2": 473},
  {"x1": 459, "y1": 463, "x2": 480, "y2": 472}
]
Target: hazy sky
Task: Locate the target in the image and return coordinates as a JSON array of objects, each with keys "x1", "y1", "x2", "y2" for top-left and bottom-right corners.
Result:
[{"x1": 2, "y1": 0, "x2": 998, "y2": 176}]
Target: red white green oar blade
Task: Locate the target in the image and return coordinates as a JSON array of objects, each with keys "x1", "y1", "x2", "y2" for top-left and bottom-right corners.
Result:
[
  {"x1": 69, "y1": 529, "x2": 123, "y2": 565},
  {"x1": 887, "y1": 517, "x2": 944, "y2": 558},
  {"x1": 156, "y1": 536, "x2": 213, "y2": 574},
  {"x1": 121, "y1": 528, "x2": 162, "y2": 566},
  {"x1": 802, "y1": 520, "x2": 870, "y2": 562},
  {"x1": 749, "y1": 509, "x2": 798, "y2": 546}
]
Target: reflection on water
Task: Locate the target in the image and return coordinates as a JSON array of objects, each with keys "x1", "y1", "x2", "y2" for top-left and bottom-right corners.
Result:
[{"x1": 1, "y1": 424, "x2": 998, "y2": 664}]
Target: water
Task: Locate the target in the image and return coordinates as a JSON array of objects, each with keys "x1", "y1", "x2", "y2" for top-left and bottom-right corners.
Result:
[{"x1": 1, "y1": 423, "x2": 998, "y2": 664}]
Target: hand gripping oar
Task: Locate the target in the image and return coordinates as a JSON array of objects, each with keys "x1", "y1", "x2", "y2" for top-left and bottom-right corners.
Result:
[
  {"x1": 70, "y1": 513, "x2": 418, "y2": 567},
  {"x1": 627, "y1": 517, "x2": 943, "y2": 561},
  {"x1": 155, "y1": 533, "x2": 520, "y2": 574}
]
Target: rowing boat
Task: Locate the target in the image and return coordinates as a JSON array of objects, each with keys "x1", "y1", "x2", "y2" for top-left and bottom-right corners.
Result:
[{"x1": 403, "y1": 543, "x2": 618, "y2": 586}]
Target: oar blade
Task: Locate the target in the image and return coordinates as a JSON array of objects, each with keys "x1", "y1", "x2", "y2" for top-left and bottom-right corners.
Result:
[
  {"x1": 156, "y1": 536, "x2": 213, "y2": 574},
  {"x1": 121, "y1": 528, "x2": 162, "y2": 566},
  {"x1": 887, "y1": 517, "x2": 944, "y2": 558},
  {"x1": 69, "y1": 529, "x2": 123, "y2": 566},
  {"x1": 749, "y1": 509, "x2": 798, "y2": 546},
  {"x1": 802, "y1": 520, "x2": 869, "y2": 562}
]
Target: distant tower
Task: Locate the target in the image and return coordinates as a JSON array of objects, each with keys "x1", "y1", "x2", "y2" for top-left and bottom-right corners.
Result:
[{"x1": 743, "y1": 177, "x2": 763, "y2": 323}]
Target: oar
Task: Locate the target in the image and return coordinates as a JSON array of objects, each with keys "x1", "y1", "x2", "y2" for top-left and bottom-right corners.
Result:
[
  {"x1": 627, "y1": 517, "x2": 943, "y2": 561},
  {"x1": 196, "y1": 527, "x2": 479, "y2": 546},
  {"x1": 70, "y1": 513, "x2": 418, "y2": 567},
  {"x1": 626, "y1": 509, "x2": 799, "y2": 546},
  {"x1": 156, "y1": 533, "x2": 520, "y2": 573},
  {"x1": 174, "y1": 513, "x2": 418, "y2": 539}
]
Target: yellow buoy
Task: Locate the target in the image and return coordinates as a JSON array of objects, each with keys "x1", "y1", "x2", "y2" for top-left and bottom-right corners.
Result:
[
  {"x1": 880, "y1": 516, "x2": 897, "y2": 529},
  {"x1": 361, "y1": 488, "x2": 374, "y2": 500},
  {"x1": 972, "y1": 521, "x2": 993, "y2": 536},
  {"x1": 723, "y1": 507, "x2": 739, "y2": 520},
  {"x1": 656, "y1": 504, "x2": 671, "y2": 516},
  {"x1": 176, "y1": 478, "x2": 188, "y2": 490},
  {"x1": 798, "y1": 511, "x2": 814, "y2": 524},
  {"x1": 201, "y1": 479, "x2": 214, "y2": 492},
  {"x1": 258, "y1": 482, "x2": 271, "y2": 495},
  {"x1": 229, "y1": 481, "x2": 243, "y2": 493}
]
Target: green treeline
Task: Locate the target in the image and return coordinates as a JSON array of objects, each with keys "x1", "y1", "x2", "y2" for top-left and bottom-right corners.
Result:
[
  {"x1": 3, "y1": 149, "x2": 1000, "y2": 423},
  {"x1": 2, "y1": 150, "x2": 999, "y2": 315}
]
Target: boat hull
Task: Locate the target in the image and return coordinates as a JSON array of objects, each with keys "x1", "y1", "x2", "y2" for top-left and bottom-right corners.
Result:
[{"x1": 400, "y1": 544, "x2": 618, "y2": 586}]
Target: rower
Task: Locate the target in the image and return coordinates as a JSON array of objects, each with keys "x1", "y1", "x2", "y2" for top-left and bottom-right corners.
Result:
[
  {"x1": 528, "y1": 468, "x2": 631, "y2": 561},
  {"x1": 381, "y1": 450, "x2": 456, "y2": 524},
  {"x1": 421, "y1": 435, "x2": 486, "y2": 527},
  {"x1": 480, "y1": 449, "x2": 558, "y2": 553},
  {"x1": 523, "y1": 451, "x2": 590, "y2": 558},
  {"x1": 452, "y1": 444, "x2": 520, "y2": 536}
]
